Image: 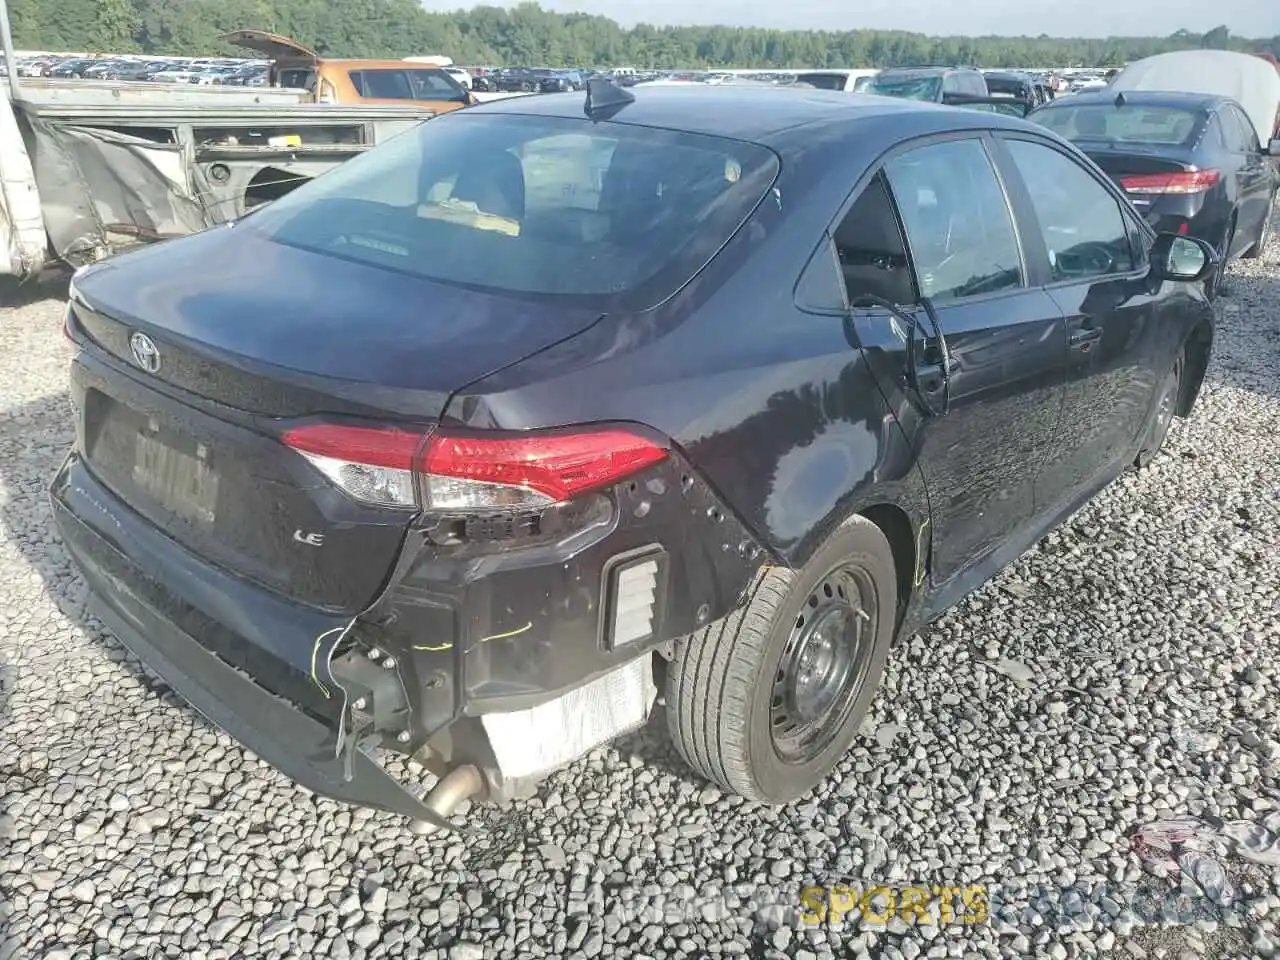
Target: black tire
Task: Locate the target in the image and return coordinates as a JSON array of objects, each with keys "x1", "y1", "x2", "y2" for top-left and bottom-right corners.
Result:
[
  {"x1": 1205, "y1": 219, "x2": 1235, "y2": 301},
  {"x1": 1135, "y1": 347, "x2": 1184, "y2": 469},
  {"x1": 1242, "y1": 199, "x2": 1273, "y2": 261},
  {"x1": 665, "y1": 515, "x2": 898, "y2": 804}
]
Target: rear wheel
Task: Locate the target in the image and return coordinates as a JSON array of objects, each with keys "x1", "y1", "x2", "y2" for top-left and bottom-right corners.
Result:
[
  {"x1": 1135, "y1": 348, "x2": 1184, "y2": 469},
  {"x1": 1242, "y1": 198, "x2": 1273, "y2": 260},
  {"x1": 1206, "y1": 219, "x2": 1235, "y2": 300},
  {"x1": 665, "y1": 515, "x2": 897, "y2": 804}
]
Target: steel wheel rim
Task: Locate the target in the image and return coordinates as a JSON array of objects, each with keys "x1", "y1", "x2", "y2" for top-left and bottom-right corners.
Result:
[{"x1": 770, "y1": 564, "x2": 877, "y2": 764}]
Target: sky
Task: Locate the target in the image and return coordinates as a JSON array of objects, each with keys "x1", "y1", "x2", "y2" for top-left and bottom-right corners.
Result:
[{"x1": 420, "y1": 0, "x2": 1278, "y2": 39}]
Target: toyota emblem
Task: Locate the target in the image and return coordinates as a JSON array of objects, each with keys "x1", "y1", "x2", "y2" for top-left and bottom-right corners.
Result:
[{"x1": 129, "y1": 332, "x2": 161, "y2": 373}]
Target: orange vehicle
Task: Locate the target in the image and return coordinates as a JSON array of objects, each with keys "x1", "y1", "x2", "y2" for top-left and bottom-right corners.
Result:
[{"x1": 222, "y1": 31, "x2": 477, "y2": 113}]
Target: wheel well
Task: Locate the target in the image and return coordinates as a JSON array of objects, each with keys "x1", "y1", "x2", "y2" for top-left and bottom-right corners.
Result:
[
  {"x1": 244, "y1": 166, "x2": 312, "y2": 210},
  {"x1": 859, "y1": 503, "x2": 916, "y2": 626},
  {"x1": 1178, "y1": 320, "x2": 1213, "y2": 417}
]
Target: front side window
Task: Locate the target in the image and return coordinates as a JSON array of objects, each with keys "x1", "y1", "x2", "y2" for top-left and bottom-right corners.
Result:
[
  {"x1": 883, "y1": 138, "x2": 1025, "y2": 302},
  {"x1": 1003, "y1": 138, "x2": 1136, "y2": 282},
  {"x1": 247, "y1": 113, "x2": 778, "y2": 309},
  {"x1": 408, "y1": 69, "x2": 465, "y2": 101}
]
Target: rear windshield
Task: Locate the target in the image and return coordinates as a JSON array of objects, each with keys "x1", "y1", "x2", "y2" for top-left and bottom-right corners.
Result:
[
  {"x1": 247, "y1": 113, "x2": 779, "y2": 310},
  {"x1": 865, "y1": 75, "x2": 942, "y2": 101},
  {"x1": 1033, "y1": 104, "x2": 1200, "y2": 145},
  {"x1": 796, "y1": 72, "x2": 850, "y2": 91}
]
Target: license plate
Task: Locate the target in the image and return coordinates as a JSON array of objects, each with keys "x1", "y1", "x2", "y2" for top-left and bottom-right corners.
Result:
[{"x1": 132, "y1": 431, "x2": 218, "y2": 525}]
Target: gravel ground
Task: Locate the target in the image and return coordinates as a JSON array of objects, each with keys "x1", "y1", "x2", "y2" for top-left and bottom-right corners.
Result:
[{"x1": 1, "y1": 221, "x2": 1279, "y2": 960}]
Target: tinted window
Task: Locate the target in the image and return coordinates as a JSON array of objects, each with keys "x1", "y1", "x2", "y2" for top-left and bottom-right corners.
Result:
[
  {"x1": 1225, "y1": 106, "x2": 1260, "y2": 152},
  {"x1": 349, "y1": 69, "x2": 414, "y2": 100},
  {"x1": 866, "y1": 75, "x2": 942, "y2": 101},
  {"x1": 884, "y1": 139, "x2": 1024, "y2": 302},
  {"x1": 277, "y1": 67, "x2": 315, "y2": 90},
  {"x1": 248, "y1": 113, "x2": 778, "y2": 309},
  {"x1": 796, "y1": 72, "x2": 851, "y2": 91},
  {"x1": 1004, "y1": 139, "x2": 1136, "y2": 282},
  {"x1": 1032, "y1": 104, "x2": 1199, "y2": 146},
  {"x1": 408, "y1": 69, "x2": 465, "y2": 100},
  {"x1": 832, "y1": 173, "x2": 916, "y2": 306}
]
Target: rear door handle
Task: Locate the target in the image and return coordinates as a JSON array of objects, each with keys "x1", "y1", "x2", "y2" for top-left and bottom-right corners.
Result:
[{"x1": 1069, "y1": 326, "x2": 1102, "y2": 351}]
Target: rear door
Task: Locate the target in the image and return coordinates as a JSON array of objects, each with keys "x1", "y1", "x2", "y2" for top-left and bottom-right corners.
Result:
[
  {"x1": 843, "y1": 134, "x2": 1067, "y2": 585},
  {"x1": 1222, "y1": 103, "x2": 1274, "y2": 249},
  {"x1": 995, "y1": 134, "x2": 1167, "y2": 514}
]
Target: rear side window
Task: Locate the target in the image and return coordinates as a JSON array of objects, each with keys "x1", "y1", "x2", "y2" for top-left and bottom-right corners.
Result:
[
  {"x1": 832, "y1": 173, "x2": 917, "y2": 307},
  {"x1": 349, "y1": 69, "x2": 414, "y2": 100},
  {"x1": 1003, "y1": 139, "x2": 1136, "y2": 282},
  {"x1": 883, "y1": 138, "x2": 1024, "y2": 302},
  {"x1": 1224, "y1": 105, "x2": 1260, "y2": 152},
  {"x1": 277, "y1": 67, "x2": 315, "y2": 91},
  {"x1": 248, "y1": 113, "x2": 778, "y2": 310}
]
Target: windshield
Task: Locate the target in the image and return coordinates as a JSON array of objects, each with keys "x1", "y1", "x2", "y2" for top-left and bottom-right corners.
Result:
[
  {"x1": 248, "y1": 113, "x2": 779, "y2": 310},
  {"x1": 1032, "y1": 104, "x2": 1200, "y2": 145},
  {"x1": 865, "y1": 75, "x2": 942, "y2": 101}
]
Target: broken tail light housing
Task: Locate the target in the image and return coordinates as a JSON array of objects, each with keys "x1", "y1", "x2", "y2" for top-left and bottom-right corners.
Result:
[
  {"x1": 1119, "y1": 169, "x2": 1220, "y2": 195},
  {"x1": 281, "y1": 422, "x2": 669, "y2": 514}
]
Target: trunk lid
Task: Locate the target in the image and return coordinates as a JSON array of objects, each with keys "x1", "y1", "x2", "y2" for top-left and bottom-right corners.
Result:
[
  {"x1": 1077, "y1": 145, "x2": 1191, "y2": 182},
  {"x1": 221, "y1": 30, "x2": 319, "y2": 63},
  {"x1": 70, "y1": 225, "x2": 603, "y2": 613}
]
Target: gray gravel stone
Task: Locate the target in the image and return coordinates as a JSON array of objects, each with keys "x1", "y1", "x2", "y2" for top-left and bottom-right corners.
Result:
[{"x1": 3, "y1": 213, "x2": 1280, "y2": 959}]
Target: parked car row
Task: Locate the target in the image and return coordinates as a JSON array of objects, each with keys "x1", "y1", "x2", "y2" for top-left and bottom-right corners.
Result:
[
  {"x1": 1027, "y1": 50, "x2": 1280, "y2": 299},
  {"x1": 12, "y1": 53, "x2": 271, "y2": 86}
]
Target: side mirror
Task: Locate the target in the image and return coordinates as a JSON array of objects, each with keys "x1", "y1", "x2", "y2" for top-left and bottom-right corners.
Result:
[
  {"x1": 1149, "y1": 233, "x2": 1217, "y2": 283},
  {"x1": 1268, "y1": 138, "x2": 1280, "y2": 156}
]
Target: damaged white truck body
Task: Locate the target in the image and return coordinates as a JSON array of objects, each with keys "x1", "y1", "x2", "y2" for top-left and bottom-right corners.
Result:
[{"x1": 0, "y1": 26, "x2": 429, "y2": 278}]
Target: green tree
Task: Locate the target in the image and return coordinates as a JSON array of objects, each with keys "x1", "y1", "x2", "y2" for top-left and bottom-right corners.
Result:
[
  {"x1": 7, "y1": 0, "x2": 1276, "y2": 67},
  {"x1": 92, "y1": 0, "x2": 140, "y2": 52}
]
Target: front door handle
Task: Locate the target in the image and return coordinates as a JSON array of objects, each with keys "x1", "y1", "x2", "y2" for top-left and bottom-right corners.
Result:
[{"x1": 1069, "y1": 325, "x2": 1103, "y2": 352}]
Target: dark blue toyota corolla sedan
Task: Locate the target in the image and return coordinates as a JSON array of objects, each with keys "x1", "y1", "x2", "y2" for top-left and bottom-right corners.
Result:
[{"x1": 53, "y1": 82, "x2": 1219, "y2": 829}]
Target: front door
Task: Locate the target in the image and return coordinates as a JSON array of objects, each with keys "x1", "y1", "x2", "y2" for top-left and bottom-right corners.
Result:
[
  {"x1": 840, "y1": 135, "x2": 1067, "y2": 585},
  {"x1": 996, "y1": 135, "x2": 1167, "y2": 513}
]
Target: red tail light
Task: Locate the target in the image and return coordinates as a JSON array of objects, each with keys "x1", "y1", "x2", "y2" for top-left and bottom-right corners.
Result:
[
  {"x1": 281, "y1": 423, "x2": 668, "y2": 511},
  {"x1": 1119, "y1": 169, "x2": 1220, "y2": 195}
]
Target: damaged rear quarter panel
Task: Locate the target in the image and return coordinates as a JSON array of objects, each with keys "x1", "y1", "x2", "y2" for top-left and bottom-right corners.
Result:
[{"x1": 365, "y1": 446, "x2": 771, "y2": 739}]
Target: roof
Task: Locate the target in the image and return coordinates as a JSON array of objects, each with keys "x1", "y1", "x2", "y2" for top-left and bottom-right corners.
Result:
[
  {"x1": 877, "y1": 66, "x2": 980, "y2": 76},
  {"x1": 462, "y1": 84, "x2": 1026, "y2": 145},
  {"x1": 1047, "y1": 89, "x2": 1227, "y2": 111}
]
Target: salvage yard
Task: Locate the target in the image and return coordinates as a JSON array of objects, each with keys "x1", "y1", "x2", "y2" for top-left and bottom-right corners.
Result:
[{"x1": 1, "y1": 219, "x2": 1279, "y2": 959}]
